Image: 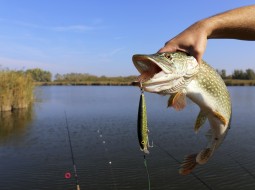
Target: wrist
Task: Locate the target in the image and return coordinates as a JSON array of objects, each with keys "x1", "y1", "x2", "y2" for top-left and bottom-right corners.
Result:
[{"x1": 196, "y1": 18, "x2": 218, "y2": 39}]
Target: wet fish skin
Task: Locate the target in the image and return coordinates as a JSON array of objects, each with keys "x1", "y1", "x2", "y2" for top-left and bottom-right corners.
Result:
[
  {"x1": 137, "y1": 91, "x2": 150, "y2": 154},
  {"x1": 133, "y1": 52, "x2": 232, "y2": 174}
]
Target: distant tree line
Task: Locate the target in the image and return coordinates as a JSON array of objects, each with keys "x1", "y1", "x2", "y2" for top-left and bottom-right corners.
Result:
[
  {"x1": 216, "y1": 69, "x2": 255, "y2": 80},
  {"x1": 26, "y1": 68, "x2": 52, "y2": 82},
  {"x1": 54, "y1": 73, "x2": 137, "y2": 83},
  {"x1": 11, "y1": 68, "x2": 255, "y2": 82},
  {"x1": 3, "y1": 68, "x2": 254, "y2": 83},
  {"x1": 55, "y1": 69, "x2": 255, "y2": 83}
]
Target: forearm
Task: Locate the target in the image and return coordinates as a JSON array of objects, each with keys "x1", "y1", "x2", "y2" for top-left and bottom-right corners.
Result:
[{"x1": 201, "y1": 5, "x2": 255, "y2": 40}]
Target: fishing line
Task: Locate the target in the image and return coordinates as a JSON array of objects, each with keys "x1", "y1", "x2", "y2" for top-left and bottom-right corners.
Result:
[
  {"x1": 97, "y1": 129, "x2": 118, "y2": 190},
  {"x1": 143, "y1": 155, "x2": 151, "y2": 190},
  {"x1": 227, "y1": 153, "x2": 255, "y2": 180},
  {"x1": 64, "y1": 111, "x2": 81, "y2": 190},
  {"x1": 224, "y1": 124, "x2": 255, "y2": 181},
  {"x1": 154, "y1": 142, "x2": 213, "y2": 190},
  {"x1": 139, "y1": 87, "x2": 152, "y2": 190}
]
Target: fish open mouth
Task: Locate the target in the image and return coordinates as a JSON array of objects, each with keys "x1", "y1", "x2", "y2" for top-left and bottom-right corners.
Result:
[{"x1": 132, "y1": 54, "x2": 163, "y2": 85}]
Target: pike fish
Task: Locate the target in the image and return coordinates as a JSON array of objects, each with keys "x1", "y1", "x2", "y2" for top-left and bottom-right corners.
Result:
[
  {"x1": 137, "y1": 89, "x2": 151, "y2": 154},
  {"x1": 132, "y1": 52, "x2": 232, "y2": 175}
]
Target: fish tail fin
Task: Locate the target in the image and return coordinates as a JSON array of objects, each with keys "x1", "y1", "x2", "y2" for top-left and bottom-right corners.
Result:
[
  {"x1": 196, "y1": 148, "x2": 214, "y2": 165},
  {"x1": 179, "y1": 154, "x2": 198, "y2": 175}
]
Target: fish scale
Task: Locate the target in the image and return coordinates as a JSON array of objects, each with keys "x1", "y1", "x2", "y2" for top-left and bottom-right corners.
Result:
[{"x1": 192, "y1": 61, "x2": 231, "y2": 121}]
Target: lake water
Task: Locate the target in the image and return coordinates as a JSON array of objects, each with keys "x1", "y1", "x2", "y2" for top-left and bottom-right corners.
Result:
[{"x1": 0, "y1": 86, "x2": 255, "y2": 190}]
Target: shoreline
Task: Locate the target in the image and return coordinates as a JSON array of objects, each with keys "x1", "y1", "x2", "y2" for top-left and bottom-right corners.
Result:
[{"x1": 35, "y1": 79, "x2": 255, "y2": 86}]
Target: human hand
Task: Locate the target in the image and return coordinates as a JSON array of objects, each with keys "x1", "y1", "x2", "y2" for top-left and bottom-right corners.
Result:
[
  {"x1": 158, "y1": 5, "x2": 255, "y2": 64},
  {"x1": 158, "y1": 21, "x2": 208, "y2": 64}
]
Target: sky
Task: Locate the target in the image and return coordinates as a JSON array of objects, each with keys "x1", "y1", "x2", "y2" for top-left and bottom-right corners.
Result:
[{"x1": 0, "y1": 0, "x2": 255, "y2": 77}]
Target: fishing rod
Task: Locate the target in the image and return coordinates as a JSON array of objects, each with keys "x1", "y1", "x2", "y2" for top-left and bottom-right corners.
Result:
[{"x1": 64, "y1": 111, "x2": 81, "y2": 190}]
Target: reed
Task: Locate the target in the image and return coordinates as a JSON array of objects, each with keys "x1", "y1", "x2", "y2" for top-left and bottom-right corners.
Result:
[{"x1": 0, "y1": 70, "x2": 34, "y2": 112}]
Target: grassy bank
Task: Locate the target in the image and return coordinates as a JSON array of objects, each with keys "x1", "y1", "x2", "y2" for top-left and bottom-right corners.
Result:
[
  {"x1": 34, "y1": 81, "x2": 133, "y2": 86},
  {"x1": 0, "y1": 71, "x2": 34, "y2": 112},
  {"x1": 224, "y1": 79, "x2": 255, "y2": 86},
  {"x1": 53, "y1": 74, "x2": 137, "y2": 86}
]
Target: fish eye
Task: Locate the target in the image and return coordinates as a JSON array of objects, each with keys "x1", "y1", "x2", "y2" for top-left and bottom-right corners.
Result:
[
  {"x1": 141, "y1": 141, "x2": 145, "y2": 144},
  {"x1": 164, "y1": 53, "x2": 172, "y2": 60}
]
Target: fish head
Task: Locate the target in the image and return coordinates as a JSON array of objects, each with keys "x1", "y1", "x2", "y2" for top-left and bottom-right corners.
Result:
[{"x1": 132, "y1": 52, "x2": 199, "y2": 94}]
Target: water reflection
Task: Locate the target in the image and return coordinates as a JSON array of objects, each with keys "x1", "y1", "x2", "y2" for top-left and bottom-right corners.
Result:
[{"x1": 0, "y1": 105, "x2": 34, "y2": 142}]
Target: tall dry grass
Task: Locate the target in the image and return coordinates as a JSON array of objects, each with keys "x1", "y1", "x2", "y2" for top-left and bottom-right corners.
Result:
[{"x1": 0, "y1": 70, "x2": 34, "y2": 112}]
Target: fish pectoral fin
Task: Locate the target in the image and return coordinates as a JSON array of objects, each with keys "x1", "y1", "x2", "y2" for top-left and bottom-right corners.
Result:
[
  {"x1": 196, "y1": 148, "x2": 214, "y2": 165},
  {"x1": 179, "y1": 154, "x2": 198, "y2": 175},
  {"x1": 168, "y1": 92, "x2": 186, "y2": 111},
  {"x1": 213, "y1": 111, "x2": 227, "y2": 126},
  {"x1": 194, "y1": 110, "x2": 207, "y2": 133},
  {"x1": 167, "y1": 93, "x2": 177, "y2": 107}
]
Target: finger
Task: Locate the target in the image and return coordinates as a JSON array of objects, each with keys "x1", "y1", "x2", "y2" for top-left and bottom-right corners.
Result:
[
  {"x1": 157, "y1": 47, "x2": 166, "y2": 53},
  {"x1": 157, "y1": 45, "x2": 176, "y2": 53},
  {"x1": 190, "y1": 50, "x2": 202, "y2": 64},
  {"x1": 195, "y1": 55, "x2": 202, "y2": 64}
]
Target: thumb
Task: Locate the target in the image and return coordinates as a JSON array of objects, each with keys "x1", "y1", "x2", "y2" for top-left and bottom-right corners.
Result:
[
  {"x1": 189, "y1": 49, "x2": 202, "y2": 64},
  {"x1": 194, "y1": 53, "x2": 202, "y2": 64},
  {"x1": 157, "y1": 45, "x2": 177, "y2": 53}
]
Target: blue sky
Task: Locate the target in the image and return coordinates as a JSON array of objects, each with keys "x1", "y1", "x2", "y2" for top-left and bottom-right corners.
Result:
[{"x1": 0, "y1": 0, "x2": 254, "y2": 76}]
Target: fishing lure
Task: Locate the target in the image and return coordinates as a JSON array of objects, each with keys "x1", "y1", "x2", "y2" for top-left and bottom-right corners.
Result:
[{"x1": 137, "y1": 87, "x2": 153, "y2": 154}]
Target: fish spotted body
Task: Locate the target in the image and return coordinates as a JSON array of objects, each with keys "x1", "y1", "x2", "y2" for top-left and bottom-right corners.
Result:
[
  {"x1": 137, "y1": 91, "x2": 150, "y2": 154},
  {"x1": 132, "y1": 52, "x2": 232, "y2": 175}
]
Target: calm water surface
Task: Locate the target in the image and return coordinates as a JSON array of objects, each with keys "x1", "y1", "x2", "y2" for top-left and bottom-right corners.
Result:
[{"x1": 0, "y1": 86, "x2": 255, "y2": 190}]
